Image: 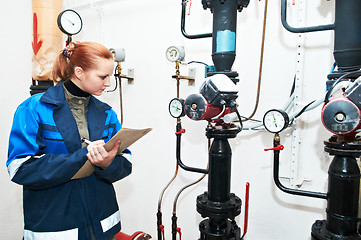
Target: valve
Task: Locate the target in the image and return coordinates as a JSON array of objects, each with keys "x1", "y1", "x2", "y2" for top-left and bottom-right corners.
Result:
[
  {"x1": 160, "y1": 225, "x2": 165, "y2": 240},
  {"x1": 175, "y1": 129, "x2": 186, "y2": 135},
  {"x1": 264, "y1": 144, "x2": 284, "y2": 151},
  {"x1": 177, "y1": 227, "x2": 182, "y2": 240},
  {"x1": 187, "y1": 0, "x2": 192, "y2": 15}
]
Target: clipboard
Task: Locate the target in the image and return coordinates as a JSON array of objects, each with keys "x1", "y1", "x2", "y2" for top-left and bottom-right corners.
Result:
[
  {"x1": 71, "y1": 127, "x2": 152, "y2": 179},
  {"x1": 104, "y1": 128, "x2": 152, "y2": 154}
]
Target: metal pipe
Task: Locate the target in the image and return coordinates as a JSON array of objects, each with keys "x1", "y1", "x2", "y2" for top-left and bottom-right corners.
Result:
[
  {"x1": 326, "y1": 154, "x2": 361, "y2": 236},
  {"x1": 156, "y1": 210, "x2": 163, "y2": 240},
  {"x1": 172, "y1": 214, "x2": 177, "y2": 240},
  {"x1": 245, "y1": 0, "x2": 268, "y2": 121},
  {"x1": 273, "y1": 135, "x2": 328, "y2": 199},
  {"x1": 211, "y1": 0, "x2": 238, "y2": 72},
  {"x1": 176, "y1": 122, "x2": 208, "y2": 174},
  {"x1": 334, "y1": 0, "x2": 361, "y2": 71},
  {"x1": 208, "y1": 136, "x2": 232, "y2": 202},
  {"x1": 181, "y1": 0, "x2": 212, "y2": 39},
  {"x1": 280, "y1": 0, "x2": 334, "y2": 33}
]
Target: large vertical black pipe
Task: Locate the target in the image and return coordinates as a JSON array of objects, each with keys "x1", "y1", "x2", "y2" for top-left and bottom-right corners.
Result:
[
  {"x1": 211, "y1": 0, "x2": 238, "y2": 72},
  {"x1": 208, "y1": 137, "x2": 232, "y2": 202},
  {"x1": 197, "y1": 129, "x2": 241, "y2": 240},
  {"x1": 334, "y1": 0, "x2": 361, "y2": 71},
  {"x1": 326, "y1": 155, "x2": 360, "y2": 236}
]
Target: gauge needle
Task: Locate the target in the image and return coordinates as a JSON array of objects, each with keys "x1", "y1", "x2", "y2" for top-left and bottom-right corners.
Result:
[
  {"x1": 65, "y1": 18, "x2": 75, "y2": 26},
  {"x1": 272, "y1": 114, "x2": 278, "y2": 127}
]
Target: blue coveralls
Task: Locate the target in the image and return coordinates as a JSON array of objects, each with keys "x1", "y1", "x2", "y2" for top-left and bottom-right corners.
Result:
[{"x1": 7, "y1": 81, "x2": 132, "y2": 240}]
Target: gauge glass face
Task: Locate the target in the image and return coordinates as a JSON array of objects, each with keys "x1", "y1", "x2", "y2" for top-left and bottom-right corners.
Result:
[
  {"x1": 166, "y1": 46, "x2": 184, "y2": 62},
  {"x1": 263, "y1": 110, "x2": 288, "y2": 133},
  {"x1": 59, "y1": 10, "x2": 82, "y2": 35},
  {"x1": 169, "y1": 99, "x2": 184, "y2": 118}
]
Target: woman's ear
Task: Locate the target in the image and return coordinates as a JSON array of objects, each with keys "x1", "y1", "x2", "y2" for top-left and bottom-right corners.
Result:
[{"x1": 74, "y1": 66, "x2": 84, "y2": 80}]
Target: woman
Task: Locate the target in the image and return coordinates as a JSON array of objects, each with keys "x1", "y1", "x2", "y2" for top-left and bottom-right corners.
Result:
[{"x1": 7, "y1": 42, "x2": 132, "y2": 240}]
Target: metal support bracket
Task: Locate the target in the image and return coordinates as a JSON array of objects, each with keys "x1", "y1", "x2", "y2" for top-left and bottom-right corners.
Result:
[{"x1": 290, "y1": 0, "x2": 306, "y2": 188}]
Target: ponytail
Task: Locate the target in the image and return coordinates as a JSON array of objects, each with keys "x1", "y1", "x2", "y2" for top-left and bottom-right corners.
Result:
[{"x1": 52, "y1": 42, "x2": 113, "y2": 83}]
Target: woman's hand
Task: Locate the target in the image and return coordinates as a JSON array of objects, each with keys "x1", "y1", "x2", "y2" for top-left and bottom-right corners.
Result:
[{"x1": 86, "y1": 140, "x2": 121, "y2": 169}]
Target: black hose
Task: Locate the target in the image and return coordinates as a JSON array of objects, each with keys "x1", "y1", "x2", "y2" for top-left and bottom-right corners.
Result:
[
  {"x1": 281, "y1": 0, "x2": 334, "y2": 33},
  {"x1": 290, "y1": 100, "x2": 316, "y2": 124},
  {"x1": 186, "y1": 61, "x2": 209, "y2": 66},
  {"x1": 106, "y1": 66, "x2": 119, "y2": 92}
]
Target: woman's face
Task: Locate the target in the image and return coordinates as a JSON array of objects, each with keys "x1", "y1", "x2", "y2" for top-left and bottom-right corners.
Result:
[{"x1": 74, "y1": 58, "x2": 114, "y2": 96}]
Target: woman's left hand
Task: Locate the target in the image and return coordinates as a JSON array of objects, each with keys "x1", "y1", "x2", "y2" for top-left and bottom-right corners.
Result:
[{"x1": 86, "y1": 140, "x2": 121, "y2": 169}]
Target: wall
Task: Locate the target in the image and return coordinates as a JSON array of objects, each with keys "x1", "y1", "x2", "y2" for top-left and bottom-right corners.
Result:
[{"x1": 0, "y1": 0, "x2": 336, "y2": 239}]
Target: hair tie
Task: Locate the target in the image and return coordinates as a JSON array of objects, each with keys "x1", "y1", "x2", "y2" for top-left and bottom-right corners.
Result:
[{"x1": 62, "y1": 47, "x2": 72, "y2": 59}]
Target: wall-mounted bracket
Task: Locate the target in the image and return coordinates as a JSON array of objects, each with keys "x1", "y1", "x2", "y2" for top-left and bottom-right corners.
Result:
[
  {"x1": 118, "y1": 68, "x2": 134, "y2": 84},
  {"x1": 172, "y1": 74, "x2": 195, "y2": 86},
  {"x1": 172, "y1": 61, "x2": 195, "y2": 85}
]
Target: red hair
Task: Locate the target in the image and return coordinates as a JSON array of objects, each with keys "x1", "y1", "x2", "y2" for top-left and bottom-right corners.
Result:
[{"x1": 52, "y1": 41, "x2": 113, "y2": 82}]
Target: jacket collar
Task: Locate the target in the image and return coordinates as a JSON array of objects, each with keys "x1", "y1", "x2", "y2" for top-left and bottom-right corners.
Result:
[
  {"x1": 39, "y1": 80, "x2": 112, "y2": 153},
  {"x1": 39, "y1": 80, "x2": 111, "y2": 112}
]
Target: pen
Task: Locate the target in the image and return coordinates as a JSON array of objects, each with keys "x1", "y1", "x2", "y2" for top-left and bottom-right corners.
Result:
[{"x1": 81, "y1": 138, "x2": 92, "y2": 145}]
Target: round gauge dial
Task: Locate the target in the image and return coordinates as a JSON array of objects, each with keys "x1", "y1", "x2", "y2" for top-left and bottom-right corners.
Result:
[
  {"x1": 57, "y1": 9, "x2": 83, "y2": 35},
  {"x1": 263, "y1": 109, "x2": 289, "y2": 133},
  {"x1": 166, "y1": 46, "x2": 185, "y2": 62},
  {"x1": 169, "y1": 98, "x2": 185, "y2": 118}
]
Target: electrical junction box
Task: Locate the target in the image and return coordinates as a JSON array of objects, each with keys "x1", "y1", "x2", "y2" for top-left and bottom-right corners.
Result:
[{"x1": 205, "y1": 65, "x2": 216, "y2": 78}]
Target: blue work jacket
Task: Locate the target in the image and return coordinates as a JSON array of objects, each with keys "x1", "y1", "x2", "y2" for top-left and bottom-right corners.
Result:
[{"x1": 7, "y1": 81, "x2": 132, "y2": 240}]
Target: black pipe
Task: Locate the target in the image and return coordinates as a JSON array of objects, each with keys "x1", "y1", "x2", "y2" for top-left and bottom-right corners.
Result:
[
  {"x1": 273, "y1": 137, "x2": 328, "y2": 199},
  {"x1": 326, "y1": 154, "x2": 361, "y2": 236},
  {"x1": 208, "y1": 137, "x2": 232, "y2": 202},
  {"x1": 197, "y1": 128, "x2": 242, "y2": 240},
  {"x1": 157, "y1": 210, "x2": 163, "y2": 240},
  {"x1": 181, "y1": 0, "x2": 212, "y2": 39},
  {"x1": 280, "y1": 0, "x2": 334, "y2": 33},
  {"x1": 211, "y1": 0, "x2": 238, "y2": 72},
  {"x1": 172, "y1": 214, "x2": 178, "y2": 240},
  {"x1": 176, "y1": 122, "x2": 208, "y2": 174},
  {"x1": 334, "y1": 0, "x2": 361, "y2": 71}
]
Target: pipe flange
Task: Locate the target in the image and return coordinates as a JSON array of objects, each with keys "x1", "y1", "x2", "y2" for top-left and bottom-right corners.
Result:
[
  {"x1": 312, "y1": 220, "x2": 361, "y2": 240},
  {"x1": 196, "y1": 192, "x2": 242, "y2": 219},
  {"x1": 199, "y1": 219, "x2": 240, "y2": 240},
  {"x1": 206, "y1": 127, "x2": 241, "y2": 139},
  {"x1": 324, "y1": 137, "x2": 361, "y2": 157}
]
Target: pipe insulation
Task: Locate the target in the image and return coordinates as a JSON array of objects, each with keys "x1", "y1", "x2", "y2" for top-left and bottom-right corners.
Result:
[{"x1": 32, "y1": 0, "x2": 63, "y2": 81}]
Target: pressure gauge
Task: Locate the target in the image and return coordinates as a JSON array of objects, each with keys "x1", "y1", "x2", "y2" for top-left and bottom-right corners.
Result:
[
  {"x1": 166, "y1": 46, "x2": 185, "y2": 62},
  {"x1": 263, "y1": 109, "x2": 289, "y2": 133},
  {"x1": 57, "y1": 9, "x2": 83, "y2": 35},
  {"x1": 169, "y1": 98, "x2": 185, "y2": 118}
]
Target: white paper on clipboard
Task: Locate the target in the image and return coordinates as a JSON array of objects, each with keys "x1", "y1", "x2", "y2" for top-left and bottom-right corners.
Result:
[{"x1": 104, "y1": 128, "x2": 152, "y2": 154}]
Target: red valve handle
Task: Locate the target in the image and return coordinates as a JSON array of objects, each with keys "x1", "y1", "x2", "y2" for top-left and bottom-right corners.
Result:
[
  {"x1": 242, "y1": 182, "x2": 250, "y2": 239},
  {"x1": 264, "y1": 144, "x2": 284, "y2": 151},
  {"x1": 175, "y1": 129, "x2": 186, "y2": 135},
  {"x1": 177, "y1": 227, "x2": 182, "y2": 240},
  {"x1": 187, "y1": 0, "x2": 192, "y2": 15},
  {"x1": 160, "y1": 225, "x2": 165, "y2": 240}
]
